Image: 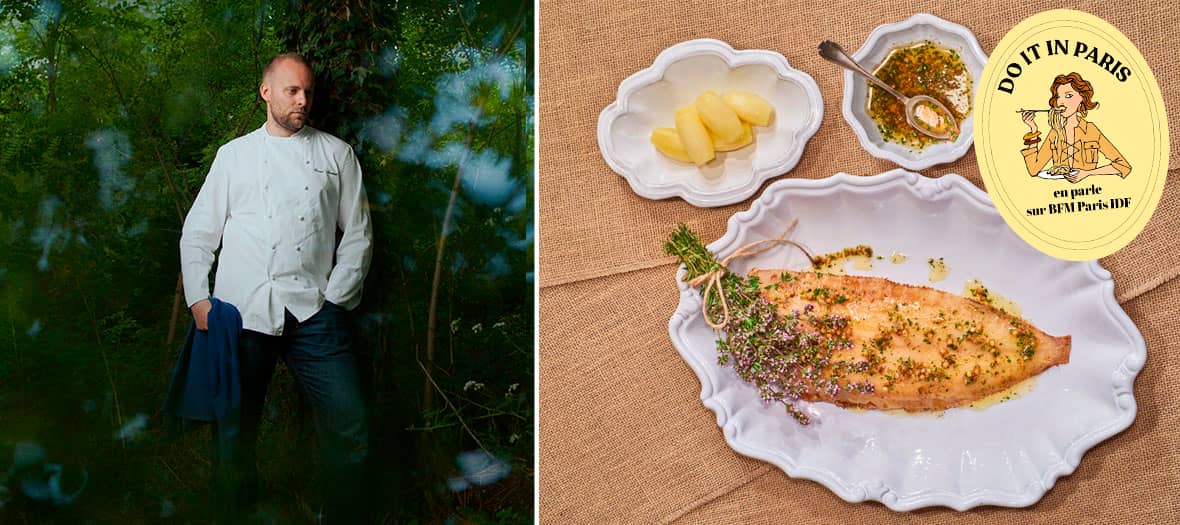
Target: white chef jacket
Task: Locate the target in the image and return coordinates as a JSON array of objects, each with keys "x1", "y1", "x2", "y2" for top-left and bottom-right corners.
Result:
[{"x1": 180, "y1": 124, "x2": 373, "y2": 335}]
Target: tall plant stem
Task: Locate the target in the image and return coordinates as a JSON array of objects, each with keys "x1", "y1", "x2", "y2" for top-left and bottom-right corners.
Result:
[{"x1": 423, "y1": 120, "x2": 478, "y2": 412}]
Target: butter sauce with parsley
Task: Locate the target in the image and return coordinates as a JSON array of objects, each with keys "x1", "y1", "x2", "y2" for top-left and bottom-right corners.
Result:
[
  {"x1": 963, "y1": 278, "x2": 1022, "y2": 317},
  {"x1": 812, "y1": 245, "x2": 875, "y2": 274},
  {"x1": 928, "y1": 257, "x2": 949, "y2": 282},
  {"x1": 868, "y1": 41, "x2": 971, "y2": 149},
  {"x1": 966, "y1": 377, "x2": 1037, "y2": 410}
]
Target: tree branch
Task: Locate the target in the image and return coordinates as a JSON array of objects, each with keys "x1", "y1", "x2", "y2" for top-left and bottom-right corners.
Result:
[
  {"x1": 416, "y1": 353, "x2": 487, "y2": 452},
  {"x1": 423, "y1": 118, "x2": 478, "y2": 411}
]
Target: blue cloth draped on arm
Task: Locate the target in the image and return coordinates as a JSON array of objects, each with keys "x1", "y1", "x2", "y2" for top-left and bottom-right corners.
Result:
[{"x1": 162, "y1": 298, "x2": 243, "y2": 442}]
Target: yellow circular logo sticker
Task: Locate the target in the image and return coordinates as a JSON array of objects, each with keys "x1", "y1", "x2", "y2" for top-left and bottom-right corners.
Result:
[{"x1": 976, "y1": 9, "x2": 1169, "y2": 261}]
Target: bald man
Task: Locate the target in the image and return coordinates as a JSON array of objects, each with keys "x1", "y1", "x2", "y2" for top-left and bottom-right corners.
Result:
[{"x1": 180, "y1": 52, "x2": 372, "y2": 522}]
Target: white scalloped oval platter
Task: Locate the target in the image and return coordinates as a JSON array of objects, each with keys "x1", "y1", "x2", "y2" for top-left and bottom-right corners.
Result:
[
  {"x1": 598, "y1": 39, "x2": 823, "y2": 207},
  {"x1": 668, "y1": 169, "x2": 1145, "y2": 511}
]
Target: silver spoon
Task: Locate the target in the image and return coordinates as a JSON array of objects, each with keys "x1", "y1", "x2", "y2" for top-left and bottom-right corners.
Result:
[{"x1": 818, "y1": 40, "x2": 959, "y2": 141}]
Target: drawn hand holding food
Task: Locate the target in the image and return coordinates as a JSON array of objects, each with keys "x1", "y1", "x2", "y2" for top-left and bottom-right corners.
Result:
[
  {"x1": 666, "y1": 222, "x2": 1070, "y2": 424},
  {"x1": 1021, "y1": 109, "x2": 1039, "y2": 134}
]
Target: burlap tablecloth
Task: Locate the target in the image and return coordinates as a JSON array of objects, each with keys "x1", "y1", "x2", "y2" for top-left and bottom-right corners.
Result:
[{"x1": 539, "y1": 1, "x2": 1180, "y2": 522}]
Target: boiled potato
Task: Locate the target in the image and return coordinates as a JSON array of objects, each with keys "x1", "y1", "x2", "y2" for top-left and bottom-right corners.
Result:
[
  {"x1": 650, "y1": 127, "x2": 693, "y2": 163},
  {"x1": 694, "y1": 91, "x2": 744, "y2": 142},
  {"x1": 722, "y1": 91, "x2": 774, "y2": 126},
  {"x1": 711, "y1": 123, "x2": 753, "y2": 152},
  {"x1": 650, "y1": 90, "x2": 775, "y2": 165},
  {"x1": 674, "y1": 105, "x2": 715, "y2": 165}
]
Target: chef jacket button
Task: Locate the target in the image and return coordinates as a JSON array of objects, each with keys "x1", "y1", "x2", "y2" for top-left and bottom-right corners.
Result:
[
  {"x1": 305, "y1": 160, "x2": 310, "y2": 165},
  {"x1": 304, "y1": 186, "x2": 309, "y2": 191},
  {"x1": 299, "y1": 216, "x2": 305, "y2": 221},
  {"x1": 296, "y1": 246, "x2": 301, "y2": 252}
]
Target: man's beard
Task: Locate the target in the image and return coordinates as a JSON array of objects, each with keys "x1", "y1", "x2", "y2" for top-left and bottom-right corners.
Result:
[{"x1": 272, "y1": 107, "x2": 307, "y2": 132}]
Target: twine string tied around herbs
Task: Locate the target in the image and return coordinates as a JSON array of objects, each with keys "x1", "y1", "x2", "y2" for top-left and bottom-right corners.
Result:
[{"x1": 686, "y1": 218, "x2": 815, "y2": 330}]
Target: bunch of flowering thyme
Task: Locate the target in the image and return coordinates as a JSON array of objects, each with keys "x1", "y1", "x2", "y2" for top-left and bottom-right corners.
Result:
[{"x1": 665, "y1": 224, "x2": 875, "y2": 425}]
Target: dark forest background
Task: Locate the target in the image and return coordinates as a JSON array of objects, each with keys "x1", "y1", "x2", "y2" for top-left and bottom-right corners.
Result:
[{"x1": 0, "y1": 0, "x2": 533, "y2": 522}]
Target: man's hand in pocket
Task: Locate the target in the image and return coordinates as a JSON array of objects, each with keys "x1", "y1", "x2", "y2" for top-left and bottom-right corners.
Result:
[{"x1": 191, "y1": 299, "x2": 212, "y2": 331}]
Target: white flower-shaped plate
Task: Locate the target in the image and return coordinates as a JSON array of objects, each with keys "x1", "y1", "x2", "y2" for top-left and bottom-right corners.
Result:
[
  {"x1": 841, "y1": 14, "x2": 988, "y2": 170},
  {"x1": 598, "y1": 39, "x2": 823, "y2": 207},
  {"x1": 668, "y1": 169, "x2": 1145, "y2": 510}
]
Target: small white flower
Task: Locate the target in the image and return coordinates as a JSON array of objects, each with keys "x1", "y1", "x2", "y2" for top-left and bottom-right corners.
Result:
[
  {"x1": 463, "y1": 380, "x2": 484, "y2": 392},
  {"x1": 493, "y1": 321, "x2": 507, "y2": 329},
  {"x1": 450, "y1": 319, "x2": 461, "y2": 334},
  {"x1": 472, "y1": 323, "x2": 483, "y2": 334},
  {"x1": 508, "y1": 383, "x2": 519, "y2": 393},
  {"x1": 509, "y1": 433, "x2": 520, "y2": 443}
]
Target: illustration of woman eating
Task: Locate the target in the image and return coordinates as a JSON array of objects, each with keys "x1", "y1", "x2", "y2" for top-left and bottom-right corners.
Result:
[{"x1": 1019, "y1": 72, "x2": 1131, "y2": 183}]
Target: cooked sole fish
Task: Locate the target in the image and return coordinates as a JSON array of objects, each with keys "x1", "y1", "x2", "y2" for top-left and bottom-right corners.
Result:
[{"x1": 748, "y1": 269, "x2": 1071, "y2": 411}]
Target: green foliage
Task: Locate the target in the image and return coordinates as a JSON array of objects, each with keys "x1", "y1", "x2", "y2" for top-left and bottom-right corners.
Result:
[{"x1": 0, "y1": 0, "x2": 533, "y2": 522}]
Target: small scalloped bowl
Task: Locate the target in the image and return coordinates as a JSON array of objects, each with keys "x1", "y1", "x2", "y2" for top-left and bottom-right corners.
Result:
[
  {"x1": 841, "y1": 14, "x2": 988, "y2": 171},
  {"x1": 598, "y1": 39, "x2": 823, "y2": 207}
]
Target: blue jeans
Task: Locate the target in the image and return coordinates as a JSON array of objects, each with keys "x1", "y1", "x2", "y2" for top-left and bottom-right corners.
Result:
[{"x1": 212, "y1": 301, "x2": 369, "y2": 523}]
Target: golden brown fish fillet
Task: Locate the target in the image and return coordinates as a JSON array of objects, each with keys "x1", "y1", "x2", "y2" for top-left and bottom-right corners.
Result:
[{"x1": 748, "y1": 269, "x2": 1071, "y2": 411}]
